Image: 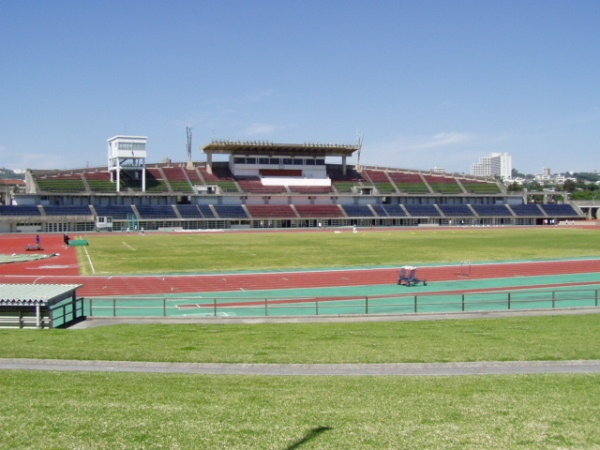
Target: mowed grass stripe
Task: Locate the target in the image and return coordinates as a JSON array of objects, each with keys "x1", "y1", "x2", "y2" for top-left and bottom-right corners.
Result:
[{"x1": 2, "y1": 314, "x2": 599, "y2": 363}]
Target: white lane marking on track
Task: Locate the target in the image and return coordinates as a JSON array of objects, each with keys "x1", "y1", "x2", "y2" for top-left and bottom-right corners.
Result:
[{"x1": 84, "y1": 246, "x2": 95, "y2": 274}]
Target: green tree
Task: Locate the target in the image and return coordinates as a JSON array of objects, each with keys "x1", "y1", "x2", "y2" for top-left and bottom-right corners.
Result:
[
  {"x1": 561, "y1": 179, "x2": 577, "y2": 193},
  {"x1": 506, "y1": 182, "x2": 523, "y2": 192}
]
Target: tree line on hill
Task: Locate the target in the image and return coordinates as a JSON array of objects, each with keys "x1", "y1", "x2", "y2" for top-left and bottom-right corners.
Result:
[{"x1": 507, "y1": 169, "x2": 600, "y2": 200}]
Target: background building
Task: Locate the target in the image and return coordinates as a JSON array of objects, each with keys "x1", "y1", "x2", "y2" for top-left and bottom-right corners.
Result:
[{"x1": 471, "y1": 153, "x2": 512, "y2": 179}]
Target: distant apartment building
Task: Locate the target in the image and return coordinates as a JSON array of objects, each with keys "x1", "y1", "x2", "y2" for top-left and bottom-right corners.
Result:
[{"x1": 471, "y1": 152, "x2": 512, "y2": 178}]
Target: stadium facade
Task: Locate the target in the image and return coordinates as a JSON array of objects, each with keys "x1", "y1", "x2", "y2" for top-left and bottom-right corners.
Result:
[{"x1": 0, "y1": 137, "x2": 584, "y2": 233}]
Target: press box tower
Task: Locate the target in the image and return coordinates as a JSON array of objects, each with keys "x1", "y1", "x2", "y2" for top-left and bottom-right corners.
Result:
[{"x1": 107, "y1": 136, "x2": 148, "y2": 192}]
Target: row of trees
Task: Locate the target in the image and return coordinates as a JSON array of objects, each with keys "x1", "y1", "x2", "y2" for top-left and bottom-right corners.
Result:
[{"x1": 506, "y1": 170, "x2": 600, "y2": 200}]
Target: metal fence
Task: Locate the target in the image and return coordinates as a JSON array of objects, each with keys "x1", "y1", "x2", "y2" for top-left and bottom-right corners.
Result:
[{"x1": 85, "y1": 287, "x2": 600, "y2": 319}]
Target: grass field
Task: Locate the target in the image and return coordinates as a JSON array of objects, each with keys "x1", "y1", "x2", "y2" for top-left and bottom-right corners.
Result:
[
  {"x1": 2, "y1": 315, "x2": 600, "y2": 448},
  {"x1": 1, "y1": 315, "x2": 599, "y2": 363},
  {"x1": 78, "y1": 227, "x2": 600, "y2": 275},
  {"x1": 4, "y1": 226, "x2": 600, "y2": 448},
  {"x1": 2, "y1": 371, "x2": 598, "y2": 449}
]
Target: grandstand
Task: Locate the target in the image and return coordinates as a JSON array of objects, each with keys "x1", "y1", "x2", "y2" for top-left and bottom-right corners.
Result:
[{"x1": 0, "y1": 137, "x2": 584, "y2": 233}]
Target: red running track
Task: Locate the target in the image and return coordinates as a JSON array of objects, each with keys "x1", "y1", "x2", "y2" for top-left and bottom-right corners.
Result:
[{"x1": 1, "y1": 233, "x2": 600, "y2": 297}]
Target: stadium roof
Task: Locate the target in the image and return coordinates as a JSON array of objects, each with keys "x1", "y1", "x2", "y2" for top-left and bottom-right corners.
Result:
[{"x1": 202, "y1": 140, "x2": 361, "y2": 158}]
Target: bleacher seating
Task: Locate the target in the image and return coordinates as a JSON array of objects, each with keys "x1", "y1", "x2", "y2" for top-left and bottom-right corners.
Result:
[
  {"x1": 199, "y1": 165, "x2": 239, "y2": 192},
  {"x1": 387, "y1": 172, "x2": 430, "y2": 194},
  {"x1": 363, "y1": 169, "x2": 390, "y2": 183},
  {"x1": 197, "y1": 167, "x2": 218, "y2": 183},
  {"x1": 0, "y1": 205, "x2": 41, "y2": 216},
  {"x1": 328, "y1": 167, "x2": 367, "y2": 193},
  {"x1": 162, "y1": 167, "x2": 194, "y2": 193},
  {"x1": 237, "y1": 178, "x2": 287, "y2": 194},
  {"x1": 404, "y1": 205, "x2": 441, "y2": 217},
  {"x1": 380, "y1": 204, "x2": 408, "y2": 217},
  {"x1": 510, "y1": 204, "x2": 545, "y2": 217},
  {"x1": 370, "y1": 205, "x2": 387, "y2": 217},
  {"x1": 288, "y1": 185, "x2": 334, "y2": 194},
  {"x1": 424, "y1": 175, "x2": 463, "y2": 194},
  {"x1": 14, "y1": 160, "x2": 585, "y2": 231},
  {"x1": 198, "y1": 205, "x2": 216, "y2": 218},
  {"x1": 471, "y1": 205, "x2": 511, "y2": 216},
  {"x1": 540, "y1": 204, "x2": 579, "y2": 217},
  {"x1": 246, "y1": 205, "x2": 297, "y2": 218},
  {"x1": 332, "y1": 181, "x2": 358, "y2": 193},
  {"x1": 213, "y1": 205, "x2": 248, "y2": 219},
  {"x1": 35, "y1": 174, "x2": 86, "y2": 193},
  {"x1": 119, "y1": 171, "x2": 143, "y2": 191},
  {"x1": 438, "y1": 205, "x2": 474, "y2": 217},
  {"x1": 94, "y1": 205, "x2": 135, "y2": 219},
  {"x1": 176, "y1": 205, "x2": 202, "y2": 218},
  {"x1": 211, "y1": 163, "x2": 235, "y2": 180},
  {"x1": 136, "y1": 205, "x2": 177, "y2": 219},
  {"x1": 145, "y1": 168, "x2": 170, "y2": 193},
  {"x1": 460, "y1": 180, "x2": 501, "y2": 194},
  {"x1": 295, "y1": 204, "x2": 344, "y2": 218},
  {"x1": 342, "y1": 205, "x2": 375, "y2": 217},
  {"x1": 327, "y1": 166, "x2": 363, "y2": 182},
  {"x1": 43, "y1": 205, "x2": 92, "y2": 216},
  {"x1": 85, "y1": 171, "x2": 117, "y2": 192},
  {"x1": 363, "y1": 170, "x2": 396, "y2": 194},
  {"x1": 185, "y1": 168, "x2": 203, "y2": 183}
]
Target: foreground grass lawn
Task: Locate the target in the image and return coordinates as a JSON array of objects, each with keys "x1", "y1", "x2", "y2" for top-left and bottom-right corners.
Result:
[
  {"x1": 78, "y1": 227, "x2": 600, "y2": 275},
  {"x1": 1, "y1": 371, "x2": 599, "y2": 449},
  {"x1": 1, "y1": 314, "x2": 599, "y2": 363}
]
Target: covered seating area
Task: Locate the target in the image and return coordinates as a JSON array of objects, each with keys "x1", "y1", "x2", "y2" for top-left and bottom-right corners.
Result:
[{"x1": 0, "y1": 284, "x2": 84, "y2": 328}]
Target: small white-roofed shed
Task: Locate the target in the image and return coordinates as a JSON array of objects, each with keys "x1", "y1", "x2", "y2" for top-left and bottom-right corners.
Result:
[{"x1": 0, "y1": 284, "x2": 84, "y2": 328}]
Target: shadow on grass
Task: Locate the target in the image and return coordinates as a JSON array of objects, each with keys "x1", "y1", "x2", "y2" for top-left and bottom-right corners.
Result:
[{"x1": 285, "y1": 426, "x2": 332, "y2": 449}]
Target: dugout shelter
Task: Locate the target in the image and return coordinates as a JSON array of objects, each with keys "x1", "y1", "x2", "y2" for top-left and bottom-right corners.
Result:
[{"x1": 0, "y1": 284, "x2": 84, "y2": 328}]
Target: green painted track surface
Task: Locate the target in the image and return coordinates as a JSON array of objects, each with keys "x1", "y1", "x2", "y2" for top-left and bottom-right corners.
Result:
[{"x1": 82, "y1": 271, "x2": 600, "y2": 318}]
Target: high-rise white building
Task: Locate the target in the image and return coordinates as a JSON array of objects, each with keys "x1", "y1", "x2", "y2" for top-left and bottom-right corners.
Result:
[{"x1": 471, "y1": 152, "x2": 512, "y2": 178}]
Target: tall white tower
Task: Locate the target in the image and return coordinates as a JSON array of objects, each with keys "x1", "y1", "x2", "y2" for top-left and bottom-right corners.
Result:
[{"x1": 107, "y1": 136, "x2": 148, "y2": 192}]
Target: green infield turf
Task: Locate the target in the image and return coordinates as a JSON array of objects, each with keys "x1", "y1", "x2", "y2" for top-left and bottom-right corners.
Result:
[{"x1": 77, "y1": 227, "x2": 600, "y2": 275}]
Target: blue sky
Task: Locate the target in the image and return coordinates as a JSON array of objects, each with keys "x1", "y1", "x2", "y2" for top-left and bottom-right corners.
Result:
[{"x1": 1, "y1": 0, "x2": 599, "y2": 174}]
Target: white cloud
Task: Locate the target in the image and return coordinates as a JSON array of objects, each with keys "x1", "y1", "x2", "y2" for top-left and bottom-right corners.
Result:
[
  {"x1": 405, "y1": 132, "x2": 476, "y2": 151},
  {"x1": 243, "y1": 122, "x2": 276, "y2": 136}
]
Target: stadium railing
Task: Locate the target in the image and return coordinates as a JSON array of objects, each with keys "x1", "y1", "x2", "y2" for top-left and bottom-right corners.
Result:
[{"x1": 84, "y1": 287, "x2": 600, "y2": 320}]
